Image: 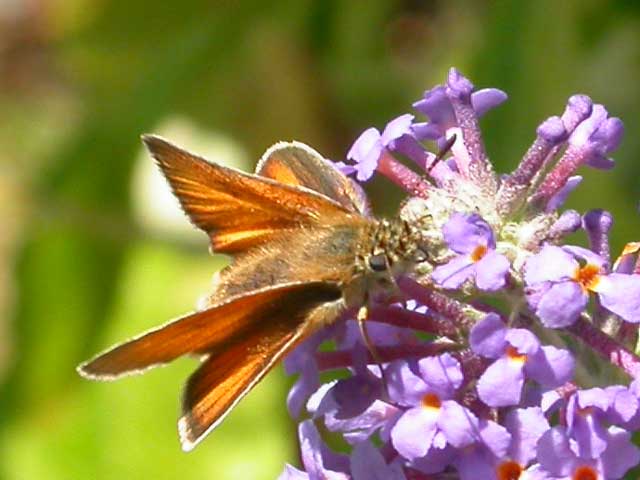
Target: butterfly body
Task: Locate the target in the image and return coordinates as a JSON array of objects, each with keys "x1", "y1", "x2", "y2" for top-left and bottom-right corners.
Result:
[{"x1": 78, "y1": 136, "x2": 427, "y2": 450}]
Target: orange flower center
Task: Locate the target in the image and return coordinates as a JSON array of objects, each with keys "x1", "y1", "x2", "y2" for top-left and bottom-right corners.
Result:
[
  {"x1": 506, "y1": 345, "x2": 527, "y2": 364},
  {"x1": 497, "y1": 461, "x2": 523, "y2": 480},
  {"x1": 572, "y1": 263, "x2": 601, "y2": 292},
  {"x1": 421, "y1": 393, "x2": 442, "y2": 411},
  {"x1": 471, "y1": 244, "x2": 488, "y2": 262},
  {"x1": 573, "y1": 465, "x2": 598, "y2": 480}
]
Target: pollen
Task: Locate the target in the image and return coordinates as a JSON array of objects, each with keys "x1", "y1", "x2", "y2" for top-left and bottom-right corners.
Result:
[
  {"x1": 497, "y1": 461, "x2": 523, "y2": 480},
  {"x1": 572, "y1": 263, "x2": 601, "y2": 292},
  {"x1": 573, "y1": 465, "x2": 598, "y2": 480},
  {"x1": 470, "y1": 244, "x2": 488, "y2": 262},
  {"x1": 421, "y1": 393, "x2": 442, "y2": 411},
  {"x1": 506, "y1": 345, "x2": 527, "y2": 364}
]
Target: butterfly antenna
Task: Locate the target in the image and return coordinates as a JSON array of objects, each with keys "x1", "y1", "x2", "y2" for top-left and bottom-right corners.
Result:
[
  {"x1": 357, "y1": 305, "x2": 390, "y2": 397},
  {"x1": 426, "y1": 133, "x2": 457, "y2": 174}
]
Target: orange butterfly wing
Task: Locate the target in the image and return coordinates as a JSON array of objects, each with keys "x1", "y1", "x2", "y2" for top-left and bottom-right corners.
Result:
[
  {"x1": 77, "y1": 282, "x2": 339, "y2": 380},
  {"x1": 178, "y1": 282, "x2": 342, "y2": 450},
  {"x1": 256, "y1": 141, "x2": 370, "y2": 215},
  {"x1": 143, "y1": 135, "x2": 357, "y2": 254}
]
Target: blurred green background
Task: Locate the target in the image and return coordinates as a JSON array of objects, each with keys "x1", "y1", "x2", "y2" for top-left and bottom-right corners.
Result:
[{"x1": 1, "y1": 1, "x2": 640, "y2": 478}]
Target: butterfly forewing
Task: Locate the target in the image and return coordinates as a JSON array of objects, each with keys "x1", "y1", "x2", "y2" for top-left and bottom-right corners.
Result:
[
  {"x1": 142, "y1": 135, "x2": 356, "y2": 254},
  {"x1": 179, "y1": 282, "x2": 342, "y2": 451}
]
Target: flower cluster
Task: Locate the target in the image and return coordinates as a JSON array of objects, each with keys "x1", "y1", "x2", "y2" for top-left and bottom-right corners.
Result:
[{"x1": 279, "y1": 68, "x2": 640, "y2": 480}]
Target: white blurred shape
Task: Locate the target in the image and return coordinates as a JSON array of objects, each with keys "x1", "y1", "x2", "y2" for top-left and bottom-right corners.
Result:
[{"x1": 131, "y1": 116, "x2": 248, "y2": 244}]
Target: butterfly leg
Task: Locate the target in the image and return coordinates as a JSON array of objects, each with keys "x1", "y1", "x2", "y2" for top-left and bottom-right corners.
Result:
[{"x1": 356, "y1": 305, "x2": 390, "y2": 398}]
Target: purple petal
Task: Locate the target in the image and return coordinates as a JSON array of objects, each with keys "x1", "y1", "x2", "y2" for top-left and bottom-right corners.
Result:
[
  {"x1": 476, "y1": 356, "x2": 525, "y2": 407},
  {"x1": 287, "y1": 360, "x2": 320, "y2": 417},
  {"x1": 549, "y1": 209, "x2": 583, "y2": 238},
  {"x1": 600, "y1": 427, "x2": 640, "y2": 479},
  {"x1": 333, "y1": 161, "x2": 357, "y2": 176},
  {"x1": 438, "y1": 401, "x2": 479, "y2": 448},
  {"x1": 594, "y1": 273, "x2": 640, "y2": 323},
  {"x1": 569, "y1": 104, "x2": 608, "y2": 148},
  {"x1": 391, "y1": 134, "x2": 432, "y2": 169},
  {"x1": 605, "y1": 386, "x2": 639, "y2": 424},
  {"x1": 534, "y1": 280, "x2": 587, "y2": 328},
  {"x1": 347, "y1": 127, "x2": 381, "y2": 162},
  {"x1": 381, "y1": 114, "x2": 415, "y2": 145},
  {"x1": 299, "y1": 420, "x2": 349, "y2": 479},
  {"x1": 505, "y1": 328, "x2": 540, "y2": 355},
  {"x1": 325, "y1": 400, "x2": 401, "y2": 440},
  {"x1": 586, "y1": 153, "x2": 615, "y2": 170},
  {"x1": 390, "y1": 407, "x2": 438, "y2": 460},
  {"x1": 561, "y1": 94, "x2": 593, "y2": 132},
  {"x1": 545, "y1": 175, "x2": 582, "y2": 212},
  {"x1": 350, "y1": 441, "x2": 407, "y2": 480},
  {"x1": 309, "y1": 381, "x2": 336, "y2": 417},
  {"x1": 418, "y1": 353, "x2": 464, "y2": 395},
  {"x1": 470, "y1": 88, "x2": 508, "y2": 117},
  {"x1": 411, "y1": 121, "x2": 442, "y2": 141},
  {"x1": 562, "y1": 245, "x2": 605, "y2": 269},
  {"x1": 479, "y1": 419, "x2": 512, "y2": 458},
  {"x1": 409, "y1": 445, "x2": 456, "y2": 475},
  {"x1": 278, "y1": 464, "x2": 309, "y2": 480},
  {"x1": 576, "y1": 387, "x2": 612, "y2": 411},
  {"x1": 454, "y1": 449, "x2": 495, "y2": 480},
  {"x1": 412, "y1": 85, "x2": 454, "y2": 126},
  {"x1": 591, "y1": 116, "x2": 624, "y2": 155},
  {"x1": 474, "y1": 250, "x2": 510, "y2": 291},
  {"x1": 526, "y1": 345, "x2": 575, "y2": 387},
  {"x1": 386, "y1": 360, "x2": 429, "y2": 406},
  {"x1": 346, "y1": 127, "x2": 383, "y2": 181},
  {"x1": 569, "y1": 407, "x2": 608, "y2": 458},
  {"x1": 536, "y1": 427, "x2": 577, "y2": 477},
  {"x1": 505, "y1": 407, "x2": 550, "y2": 465},
  {"x1": 332, "y1": 374, "x2": 382, "y2": 418},
  {"x1": 446, "y1": 68, "x2": 473, "y2": 100},
  {"x1": 524, "y1": 246, "x2": 577, "y2": 285},
  {"x1": 536, "y1": 116, "x2": 568, "y2": 143},
  {"x1": 442, "y1": 213, "x2": 495, "y2": 253},
  {"x1": 431, "y1": 255, "x2": 475, "y2": 289},
  {"x1": 470, "y1": 313, "x2": 507, "y2": 358}
]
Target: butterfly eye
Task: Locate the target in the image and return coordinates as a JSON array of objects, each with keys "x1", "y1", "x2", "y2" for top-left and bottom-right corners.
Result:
[{"x1": 368, "y1": 253, "x2": 388, "y2": 272}]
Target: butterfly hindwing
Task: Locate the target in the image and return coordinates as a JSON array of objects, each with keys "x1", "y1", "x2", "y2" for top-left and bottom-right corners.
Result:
[
  {"x1": 256, "y1": 141, "x2": 370, "y2": 215},
  {"x1": 178, "y1": 281, "x2": 343, "y2": 451}
]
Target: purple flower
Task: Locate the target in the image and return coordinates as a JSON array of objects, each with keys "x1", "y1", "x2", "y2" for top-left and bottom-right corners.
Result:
[
  {"x1": 350, "y1": 441, "x2": 406, "y2": 480},
  {"x1": 568, "y1": 104, "x2": 624, "y2": 170},
  {"x1": 471, "y1": 314, "x2": 575, "y2": 406},
  {"x1": 525, "y1": 245, "x2": 640, "y2": 327},
  {"x1": 565, "y1": 386, "x2": 639, "y2": 458},
  {"x1": 285, "y1": 328, "x2": 336, "y2": 417},
  {"x1": 346, "y1": 114, "x2": 428, "y2": 181},
  {"x1": 412, "y1": 82, "x2": 507, "y2": 145},
  {"x1": 502, "y1": 407, "x2": 550, "y2": 469},
  {"x1": 388, "y1": 353, "x2": 481, "y2": 461},
  {"x1": 536, "y1": 426, "x2": 640, "y2": 480},
  {"x1": 309, "y1": 371, "x2": 401, "y2": 445},
  {"x1": 278, "y1": 420, "x2": 349, "y2": 480},
  {"x1": 431, "y1": 213, "x2": 510, "y2": 291},
  {"x1": 450, "y1": 419, "x2": 512, "y2": 480}
]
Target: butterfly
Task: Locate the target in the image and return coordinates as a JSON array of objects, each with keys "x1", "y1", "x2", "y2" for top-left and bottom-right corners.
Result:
[{"x1": 78, "y1": 135, "x2": 427, "y2": 451}]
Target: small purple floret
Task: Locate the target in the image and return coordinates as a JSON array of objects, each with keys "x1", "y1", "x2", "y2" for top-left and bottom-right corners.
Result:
[{"x1": 432, "y1": 213, "x2": 510, "y2": 291}]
